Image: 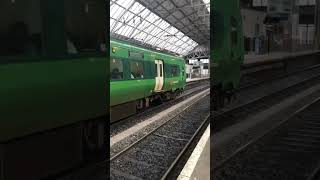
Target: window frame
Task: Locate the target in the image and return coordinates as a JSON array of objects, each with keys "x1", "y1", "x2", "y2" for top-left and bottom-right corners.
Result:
[
  {"x1": 110, "y1": 58, "x2": 124, "y2": 81},
  {"x1": 129, "y1": 59, "x2": 145, "y2": 80},
  {"x1": 0, "y1": 0, "x2": 44, "y2": 62},
  {"x1": 171, "y1": 65, "x2": 179, "y2": 77},
  {"x1": 0, "y1": 0, "x2": 106, "y2": 64}
]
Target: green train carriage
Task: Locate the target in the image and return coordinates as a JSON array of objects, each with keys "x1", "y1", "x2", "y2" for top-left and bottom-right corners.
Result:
[
  {"x1": 0, "y1": 0, "x2": 107, "y2": 179},
  {"x1": 110, "y1": 39, "x2": 186, "y2": 121},
  {"x1": 211, "y1": 0, "x2": 245, "y2": 109}
]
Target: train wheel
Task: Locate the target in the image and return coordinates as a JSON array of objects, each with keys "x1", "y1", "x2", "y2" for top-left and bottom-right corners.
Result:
[
  {"x1": 136, "y1": 99, "x2": 144, "y2": 111},
  {"x1": 171, "y1": 91, "x2": 178, "y2": 100},
  {"x1": 161, "y1": 93, "x2": 171, "y2": 102},
  {"x1": 145, "y1": 98, "x2": 150, "y2": 108}
]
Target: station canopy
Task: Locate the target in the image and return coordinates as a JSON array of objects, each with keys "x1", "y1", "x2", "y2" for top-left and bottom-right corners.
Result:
[{"x1": 110, "y1": 0, "x2": 210, "y2": 56}]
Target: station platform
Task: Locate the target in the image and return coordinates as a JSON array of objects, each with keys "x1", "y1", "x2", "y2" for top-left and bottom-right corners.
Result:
[
  {"x1": 186, "y1": 77, "x2": 210, "y2": 83},
  {"x1": 244, "y1": 50, "x2": 320, "y2": 65},
  {"x1": 177, "y1": 124, "x2": 210, "y2": 180}
]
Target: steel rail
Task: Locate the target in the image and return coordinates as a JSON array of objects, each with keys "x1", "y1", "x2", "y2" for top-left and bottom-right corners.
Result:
[
  {"x1": 213, "y1": 73, "x2": 320, "y2": 132},
  {"x1": 213, "y1": 96, "x2": 320, "y2": 171},
  {"x1": 110, "y1": 90, "x2": 210, "y2": 161},
  {"x1": 239, "y1": 63, "x2": 320, "y2": 90},
  {"x1": 160, "y1": 114, "x2": 210, "y2": 180}
]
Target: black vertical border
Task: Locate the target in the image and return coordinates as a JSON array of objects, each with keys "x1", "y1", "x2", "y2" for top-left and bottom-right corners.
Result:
[
  {"x1": 105, "y1": 0, "x2": 110, "y2": 178},
  {"x1": 210, "y1": 0, "x2": 214, "y2": 179}
]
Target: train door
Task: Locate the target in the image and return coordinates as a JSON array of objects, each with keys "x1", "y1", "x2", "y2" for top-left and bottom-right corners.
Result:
[{"x1": 154, "y1": 60, "x2": 164, "y2": 91}]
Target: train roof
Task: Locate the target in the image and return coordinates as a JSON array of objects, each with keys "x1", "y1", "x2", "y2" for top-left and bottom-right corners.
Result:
[{"x1": 110, "y1": 38, "x2": 185, "y2": 61}]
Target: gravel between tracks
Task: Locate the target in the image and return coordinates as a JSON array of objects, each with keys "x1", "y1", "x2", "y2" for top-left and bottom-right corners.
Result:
[
  {"x1": 110, "y1": 88, "x2": 209, "y2": 158},
  {"x1": 212, "y1": 61, "x2": 320, "y2": 176},
  {"x1": 110, "y1": 93, "x2": 210, "y2": 179},
  {"x1": 213, "y1": 98, "x2": 320, "y2": 180},
  {"x1": 233, "y1": 66, "x2": 320, "y2": 109},
  {"x1": 212, "y1": 83, "x2": 320, "y2": 168}
]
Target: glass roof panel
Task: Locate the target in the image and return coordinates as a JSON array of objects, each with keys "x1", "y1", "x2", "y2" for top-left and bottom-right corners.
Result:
[
  {"x1": 150, "y1": 27, "x2": 161, "y2": 35},
  {"x1": 117, "y1": 0, "x2": 134, "y2": 8},
  {"x1": 156, "y1": 40, "x2": 166, "y2": 47},
  {"x1": 202, "y1": 0, "x2": 210, "y2": 12},
  {"x1": 130, "y1": 2, "x2": 145, "y2": 14},
  {"x1": 145, "y1": 12, "x2": 160, "y2": 23},
  {"x1": 112, "y1": 21, "x2": 123, "y2": 32},
  {"x1": 154, "y1": 21, "x2": 168, "y2": 31},
  {"x1": 110, "y1": 4, "x2": 120, "y2": 16},
  {"x1": 110, "y1": 0, "x2": 198, "y2": 55},
  {"x1": 140, "y1": 8, "x2": 151, "y2": 19},
  {"x1": 134, "y1": 31, "x2": 148, "y2": 41},
  {"x1": 110, "y1": 18, "x2": 116, "y2": 28},
  {"x1": 111, "y1": 5, "x2": 124, "y2": 20},
  {"x1": 175, "y1": 40, "x2": 183, "y2": 46}
]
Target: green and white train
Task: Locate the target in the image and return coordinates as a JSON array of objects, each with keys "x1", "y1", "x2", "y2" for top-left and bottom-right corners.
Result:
[
  {"x1": 110, "y1": 39, "x2": 186, "y2": 121},
  {"x1": 211, "y1": 0, "x2": 245, "y2": 109}
]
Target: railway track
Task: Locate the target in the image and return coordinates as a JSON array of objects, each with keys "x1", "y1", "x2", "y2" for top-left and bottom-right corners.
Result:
[
  {"x1": 213, "y1": 97, "x2": 320, "y2": 180},
  {"x1": 185, "y1": 78, "x2": 210, "y2": 88},
  {"x1": 41, "y1": 81, "x2": 211, "y2": 180},
  {"x1": 240, "y1": 63, "x2": 320, "y2": 90},
  {"x1": 110, "y1": 91, "x2": 210, "y2": 180},
  {"x1": 213, "y1": 65, "x2": 320, "y2": 132},
  {"x1": 240, "y1": 53, "x2": 320, "y2": 88},
  {"x1": 110, "y1": 80, "x2": 209, "y2": 134}
]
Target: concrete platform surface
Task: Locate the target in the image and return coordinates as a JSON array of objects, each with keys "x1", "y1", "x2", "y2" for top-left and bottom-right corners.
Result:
[
  {"x1": 186, "y1": 77, "x2": 210, "y2": 83},
  {"x1": 177, "y1": 124, "x2": 210, "y2": 180},
  {"x1": 244, "y1": 50, "x2": 320, "y2": 65}
]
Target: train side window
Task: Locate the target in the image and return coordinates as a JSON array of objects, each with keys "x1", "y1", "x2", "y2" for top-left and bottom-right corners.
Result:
[
  {"x1": 64, "y1": 0, "x2": 106, "y2": 55},
  {"x1": 171, "y1": 65, "x2": 179, "y2": 77},
  {"x1": 0, "y1": 0, "x2": 42, "y2": 57},
  {"x1": 155, "y1": 64, "x2": 158, "y2": 77},
  {"x1": 110, "y1": 59, "x2": 123, "y2": 80},
  {"x1": 130, "y1": 61, "x2": 144, "y2": 79}
]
